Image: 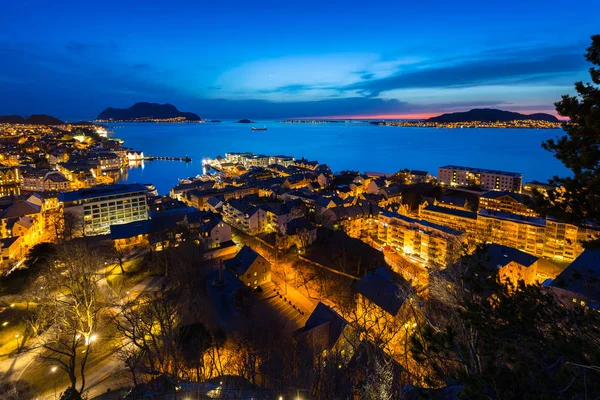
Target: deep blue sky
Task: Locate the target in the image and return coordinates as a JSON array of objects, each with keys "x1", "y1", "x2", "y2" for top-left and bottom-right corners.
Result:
[{"x1": 0, "y1": 0, "x2": 597, "y2": 120}]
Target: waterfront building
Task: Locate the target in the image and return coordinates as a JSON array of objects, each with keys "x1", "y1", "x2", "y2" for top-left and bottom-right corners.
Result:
[
  {"x1": 438, "y1": 165, "x2": 522, "y2": 192},
  {"x1": 59, "y1": 183, "x2": 149, "y2": 236}
]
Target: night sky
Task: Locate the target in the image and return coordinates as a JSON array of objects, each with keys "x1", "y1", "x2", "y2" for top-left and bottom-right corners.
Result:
[{"x1": 0, "y1": 0, "x2": 597, "y2": 120}]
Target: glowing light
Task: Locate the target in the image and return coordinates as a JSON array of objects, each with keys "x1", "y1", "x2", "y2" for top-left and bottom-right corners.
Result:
[{"x1": 51, "y1": 366, "x2": 57, "y2": 373}]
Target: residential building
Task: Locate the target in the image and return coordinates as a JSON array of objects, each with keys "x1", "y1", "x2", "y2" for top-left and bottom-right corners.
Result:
[
  {"x1": 59, "y1": 183, "x2": 149, "y2": 236},
  {"x1": 478, "y1": 190, "x2": 537, "y2": 216},
  {"x1": 22, "y1": 170, "x2": 70, "y2": 192},
  {"x1": 549, "y1": 250, "x2": 600, "y2": 310},
  {"x1": 438, "y1": 165, "x2": 522, "y2": 192},
  {"x1": 477, "y1": 209, "x2": 547, "y2": 257},
  {"x1": 185, "y1": 185, "x2": 258, "y2": 210},
  {"x1": 419, "y1": 204, "x2": 478, "y2": 236},
  {"x1": 294, "y1": 302, "x2": 352, "y2": 353},
  {"x1": 378, "y1": 210, "x2": 465, "y2": 268},
  {"x1": 222, "y1": 199, "x2": 268, "y2": 235},
  {"x1": 483, "y1": 244, "x2": 557, "y2": 286},
  {"x1": 543, "y1": 218, "x2": 598, "y2": 262},
  {"x1": 0, "y1": 167, "x2": 20, "y2": 187},
  {"x1": 224, "y1": 245, "x2": 271, "y2": 289}
]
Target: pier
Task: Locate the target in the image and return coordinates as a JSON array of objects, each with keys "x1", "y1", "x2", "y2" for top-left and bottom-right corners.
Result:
[{"x1": 143, "y1": 155, "x2": 192, "y2": 162}]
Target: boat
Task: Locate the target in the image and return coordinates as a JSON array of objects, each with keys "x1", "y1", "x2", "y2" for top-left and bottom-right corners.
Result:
[{"x1": 251, "y1": 127, "x2": 267, "y2": 131}]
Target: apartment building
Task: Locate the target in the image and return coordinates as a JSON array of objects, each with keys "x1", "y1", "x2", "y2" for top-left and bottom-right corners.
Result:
[
  {"x1": 438, "y1": 165, "x2": 522, "y2": 192},
  {"x1": 378, "y1": 210, "x2": 465, "y2": 268},
  {"x1": 419, "y1": 204, "x2": 478, "y2": 236},
  {"x1": 59, "y1": 183, "x2": 149, "y2": 236},
  {"x1": 478, "y1": 190, "x2": 537, "y2": 216}
]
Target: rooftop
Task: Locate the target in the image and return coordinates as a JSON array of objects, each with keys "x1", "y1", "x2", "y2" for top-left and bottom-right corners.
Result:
[
  {"x1": 478, "y1": 208, "x2": 546, "y2": 227},
  {"x1": 550, "y1": 250, "x2": 600, "y2": 301},
  {"x1": 58, "y1": 183, "x2": 148, "y2": 203},
  {"x1": 423, "y1": 204, "x2": 478, "y2": 220},
  {"x1": 356, "y1": 267, "x2": 406, "y2": 316}
]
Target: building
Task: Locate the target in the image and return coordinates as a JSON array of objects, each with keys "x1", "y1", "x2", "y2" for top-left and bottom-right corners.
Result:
[
  {"x1": 542, "y1": 218, "x2": 598, "y2": 262},
  {"x1": 378, "y1": 210, "x2": 465, "y2": 268},
  {"x1": 478, "y1": 190, "x2": 537, "y2": 216},
  {"x1": 0, "y1": 167, "x2": 20, "y2": 187},
  {"x1": 294, "y1": 302, "x2": 352, "y2": 353},
  {"x1": 185, "y1": 185, "x2": 258, "y2": 210},
  {"x1": 22, "y1": 170, "x2": 70, "y2": 192},
  {"x1": 59, "y1": 183, "x2": 149, "y2": 236},
  {"x1": 0, "y1": 236, "x2": 22, "y2": 269},
  {"x1": 477, "y1": 209, "x2": 547, "y2": 258},
  {"x1": 549, "y1": 250, "x2": 600, "y2": 310},
  {"x1": 419, "y1": 204, "x2": 478, "y2": 236},
  {"x1": 222, "y1": 199, "x2": 267, "y2": 235},
  {"x1": 438, "y1": 165, "x2": 522, "y2": 192},
  {"x1": 224, "y1": 245, "x2": 271, "y2": 289},
  {"x1": 482, "y1": 244, "x2": 557, "y2": 286}
]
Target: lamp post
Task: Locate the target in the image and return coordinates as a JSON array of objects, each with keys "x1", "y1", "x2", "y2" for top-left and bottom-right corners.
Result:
[{"x1": 51, "y1": 366, "x2": 58, "y2": 400}]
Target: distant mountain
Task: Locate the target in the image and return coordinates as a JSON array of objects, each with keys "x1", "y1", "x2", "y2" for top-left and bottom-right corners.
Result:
[
  {"x1": 426, "y1": 108, "x2": 559, "y2": 123},
  {"x1": 96, "y1": 102, "x2": 201, "y2": 121},
  {"x1": 0, "y1": 114, "x2": 64, "y2": 125}
]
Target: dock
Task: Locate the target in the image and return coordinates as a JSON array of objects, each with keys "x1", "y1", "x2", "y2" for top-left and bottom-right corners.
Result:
[{"x1": 143, "y1": 156, "x2": 192, "y2": 162}]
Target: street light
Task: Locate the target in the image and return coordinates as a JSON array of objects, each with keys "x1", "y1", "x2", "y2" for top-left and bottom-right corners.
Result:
[{"x1": 51, "y1": 366, "x2": 58, "y2": 400}]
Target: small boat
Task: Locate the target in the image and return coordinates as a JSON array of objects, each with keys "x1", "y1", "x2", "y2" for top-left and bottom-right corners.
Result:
[{"x1": 252, "y1": 127, "x2": 267, "y2": 131}]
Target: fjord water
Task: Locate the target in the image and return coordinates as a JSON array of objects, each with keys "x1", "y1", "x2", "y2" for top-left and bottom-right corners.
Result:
[{"x1": 112, "y1": 121, "x2": 570, "y2": 195}]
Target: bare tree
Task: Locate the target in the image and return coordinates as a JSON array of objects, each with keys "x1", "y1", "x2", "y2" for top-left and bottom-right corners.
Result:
[{"x1": 36, "y1": 242, "x2": 105, "y2": 395}]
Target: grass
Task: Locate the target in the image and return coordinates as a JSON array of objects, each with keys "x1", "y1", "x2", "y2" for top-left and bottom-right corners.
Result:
[{"x1": 105, "y1": 257, "x2": 150, "y2": 291}]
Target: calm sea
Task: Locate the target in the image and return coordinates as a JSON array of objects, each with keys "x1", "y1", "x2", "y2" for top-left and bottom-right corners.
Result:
[{"x1": 110, "y1": 121, "x2": 571, "y2": 195}]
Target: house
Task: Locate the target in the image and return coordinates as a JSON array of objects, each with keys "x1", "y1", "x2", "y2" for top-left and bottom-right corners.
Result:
[
  {"x1": 195, "y1": 213, "x2": 232, "y2": 249},
  {"x1": 286, "y1": 217, "x2": 318, "y2": 249},
  {"x1": 206, "y1": 196, "x2": 224, "y2": 213},
  {"x1": 355, "y1": 267, "x2": 408, "y2": 318},
  {"x1": 0, "y1": 236, "x2": 22, "y2": 269},
  {"x1": 549, "y1": 250, "x2": 600, "y2": 310},
  {"x1": 482, "y1": 244, "x2": 556, "y2": 286},
  {"x1": 434, "y1": 194, "x2": 469, "y2": 210},
  {"x1": 294, "y1": 302, "x2": 351, "y2": 353},
  {"x1": 224, "y1": 245, "x2": 271, "y2": 289},
  {"x1": 409, "y1": 170, "x2": 431, "y2": 183}
]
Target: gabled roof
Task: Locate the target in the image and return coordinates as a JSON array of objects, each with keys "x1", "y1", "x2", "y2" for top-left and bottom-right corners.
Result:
[
  {"x1": 0, "y1": 200, "x2": 41, "y2": 219},
  {"x1": 483, "y1": 244, "x2": 539, "y2": 269},
  {"x1": 356, "y1": 267, "x2": 406, "y2": 316},
  {"x1": 550, "y1": 250, "x2": 600, "y2": 301},
  {"x1": 294, "y1": 302, "x2": 348, "y2": 349},
  {"x1": 286, "y1": 217, "x2": 316, "y2": 235},
  {"x1": 224, "y1": 245, "x2": 267, "y2": 276}
]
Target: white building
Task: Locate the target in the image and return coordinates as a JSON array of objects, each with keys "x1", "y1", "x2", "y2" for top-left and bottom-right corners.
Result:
[{"x1": 438, "y1": 165, "x2": 522, "y2": 192}]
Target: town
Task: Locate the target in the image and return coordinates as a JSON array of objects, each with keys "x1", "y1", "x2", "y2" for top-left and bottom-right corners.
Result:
[{"x1": 0, "y1": 121, "x2": 598, "y2": 399}]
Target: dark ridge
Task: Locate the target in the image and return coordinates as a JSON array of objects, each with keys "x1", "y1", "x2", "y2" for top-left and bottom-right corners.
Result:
[
  {"x1": 426, "y1": 108, "x2": 559, "y2": 123},
  {"x1": 96, "y1": 102, "x2": 201, "y2": 121}
]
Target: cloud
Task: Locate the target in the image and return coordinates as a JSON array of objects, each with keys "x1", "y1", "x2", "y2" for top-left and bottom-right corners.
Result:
[
  {"x1": 65, "y1": 40, "x2": 118, "y2": 55},
  {"x1": 347, "y1": 45, "x2": 587, "y2": 96}
]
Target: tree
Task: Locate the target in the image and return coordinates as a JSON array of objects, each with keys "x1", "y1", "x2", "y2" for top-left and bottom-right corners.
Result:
[
  {"x1": 409, "y1": 246, "x2": 600, "y2": 397},
  {"x1": 532, "y1": 35, "x2": 600, "y2": 238},
  {"x1": 37, "y1": 242, "x2": 105, "y2": 395}
]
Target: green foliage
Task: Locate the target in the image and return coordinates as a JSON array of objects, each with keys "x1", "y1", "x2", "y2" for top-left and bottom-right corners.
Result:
[
  {"x1": 410, "y1": 254, "x2": 600, "y2": 398},
  {"x1": 532, "y1": 35, "x2": 600, "y2": 235}
]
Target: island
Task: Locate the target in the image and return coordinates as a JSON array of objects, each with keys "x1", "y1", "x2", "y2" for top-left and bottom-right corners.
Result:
[
  {"x1": 370, "y1": 108, "x2": 562, "y2": 129},
  {"x1": 95, "y1": 102, "x2": 201, "y2": 122},
  {"x1": 426, "y1": 108, "x2": 559, "y2": 123},
  {"x1": 236, "y1": 119, "x2": 254, "y2": 123}
]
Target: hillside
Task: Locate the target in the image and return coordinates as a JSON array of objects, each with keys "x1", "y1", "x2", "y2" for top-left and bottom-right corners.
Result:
[
  {"x1": 426, "y1": 108, "x2": 559, "y2": 123},
  {"x1": 96, "y1": 102, "x2": 201, "y2": 121},
  {"x1": 0, "y1": 114, "x2": 65, "y2": 125}
]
